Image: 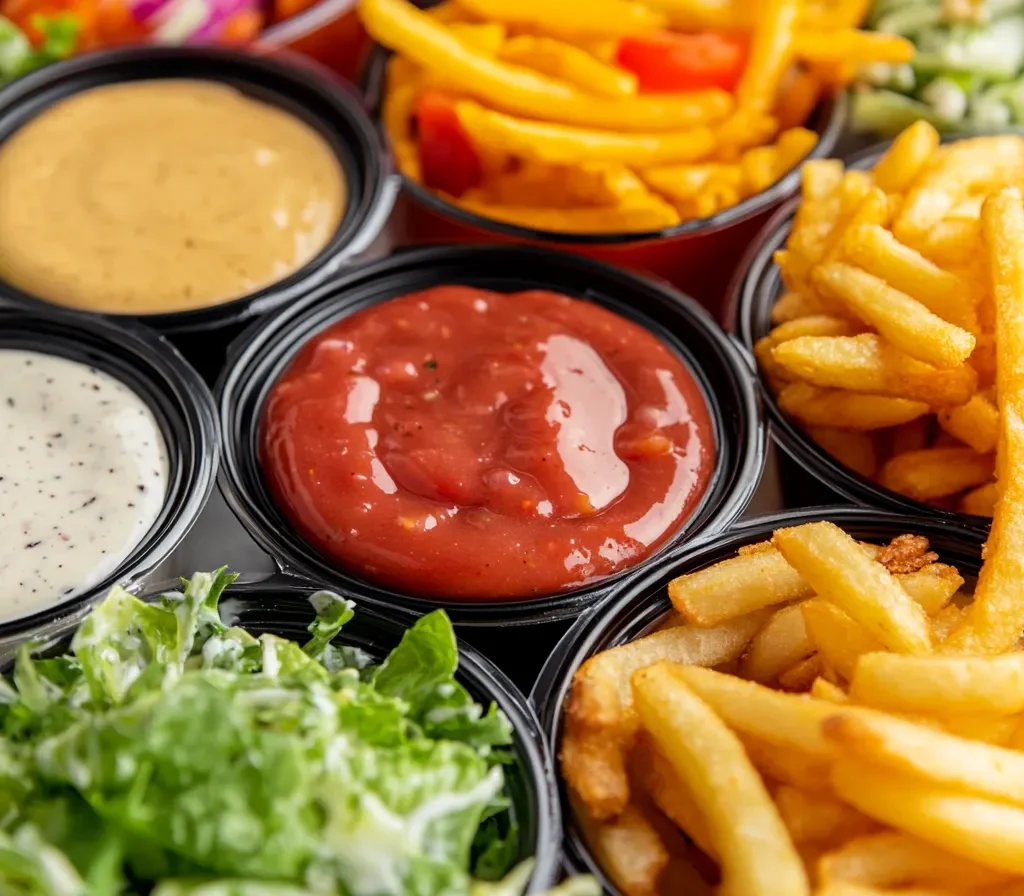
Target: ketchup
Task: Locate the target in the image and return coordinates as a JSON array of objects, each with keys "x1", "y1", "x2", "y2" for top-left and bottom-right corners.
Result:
[{"x1": 261, "y1": 286, "x2": 715, "y2": 600}]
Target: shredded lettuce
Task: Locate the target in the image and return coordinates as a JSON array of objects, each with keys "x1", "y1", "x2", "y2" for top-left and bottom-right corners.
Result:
[
  {"x1": 0, "y1": 14, "x2": 77, "y2": 87},
  {"x1": 0, "y1": 570, "x2": 564, "y2": 896}
]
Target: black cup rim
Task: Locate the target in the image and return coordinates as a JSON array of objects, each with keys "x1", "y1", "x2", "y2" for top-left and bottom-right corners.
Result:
[
  {"x1": 529, "y1": 505, "x2": 991, "y2": 892},
  {"x1": 7, "y1": 571, "x2": 562, "y2": 893},
  {"x1": 0, "y1": 305, "x2": 219, "y2": 644},
  {"x1": 359, "y1": 46, "x2": 849, "y2": 246},
  {"x1": 215, "y1": 243, "x2": 766, "y2": 626},
  {"x1": 0, "y1": 45, "x2": 399, "y2": 335},
  {"x1": 725, "y1": 139, "x2": 992, "y2": 524}
]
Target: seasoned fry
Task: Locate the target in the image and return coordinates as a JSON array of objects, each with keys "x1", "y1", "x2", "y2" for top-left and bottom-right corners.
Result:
[
  {"x1": 773, "y1": 522, "x2": 932, "y2": 655},
  {"x1": 632, "y1": 662, "x2": 809, "y2": 896},
  {"x1": 832, "y1": 759, "x2": 1024, "y2": 875},
  {"x1": 849, "y1": 652, "x2": 1024, "y2": 716},
  {"x1": 771, "y1": 335, "x2": 978, "y2": 408}
]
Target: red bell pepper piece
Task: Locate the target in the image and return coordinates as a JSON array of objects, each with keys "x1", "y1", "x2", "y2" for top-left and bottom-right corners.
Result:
[
  {"x1": 615, "y1": 30, "x2": 748, "y2": 93},
  {"x1": 414, "y1": 90, "x2": 482, "y2": 198}
]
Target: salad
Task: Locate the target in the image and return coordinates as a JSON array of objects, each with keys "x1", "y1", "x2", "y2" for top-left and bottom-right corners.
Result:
[
  {"x1": 855, "y1": 0, "x2": 1024, "y2": 131},
  {"x1": 0, "y1": 570, "x2": 587, "y2": 895}
]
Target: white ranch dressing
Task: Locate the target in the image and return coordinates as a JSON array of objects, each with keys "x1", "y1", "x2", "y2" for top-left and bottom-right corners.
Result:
[{"x1": 0, "y1": 349, "x2": 169, "y2": 622}]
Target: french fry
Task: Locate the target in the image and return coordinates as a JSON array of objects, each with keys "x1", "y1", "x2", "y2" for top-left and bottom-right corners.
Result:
[
  {"x1": 362, "y1": 0, "x2": 734, "y2": 131},
  {"x1": 823, "y1": 710, "x2": 1024, "y2": 807},
  {"x1": 778, "y1": 654, "x2": 824, "y2": 692},
  {"x1": 573, "y1": 797, "x2": 670, "y2": 896},
  {"x1": 916, "y1": 217, "x2": 982, "y2": 268},
  {"x1": 898, "y1": 563, "x2": 963, "y2": 616},
  {"x1": 771, "y1": 335, "x2": 978, "y2": 408},
  {"x1": 890, "y1": 416, "x2": 931, "y2": 457},
  {"x1": 562, "y1": 612, "x2": 766, "y2": 818},
  {"x1": 936, "y1": 713, "x2": 1018, "y2": 747},
  {"x1": 632, "y1": 662, "x2": 810, "y2": 896},
  {"x1": 454, "y1": 0, "x2": 667, "y2": 35},
  {"x1": 811, "y1": 263, "x2": 975, "y2": 369},
  {"x1": 960, "y1": 481, "x2": 998, "y2": 517},
  {"x1": 497, "y1": 35, "x2": 638, "y2": 98},
  {"x1": 849, "y1": 652, "x2": 1024, "y2": 716},
  {"x1": 839, "y1": 224, "x2": 977, "y2": 332},
  {"x1": 936, "y1": 393, "x2": 1000, "y2": 455},
  {"x1": 930, "y1": 604, "x2": 962, "y2": 643},
  {"x1": 457, "y1": 195, "x2": 681, "y2": 233},
  {"x1": 806, "y1": 427, "x2": 877, "y2": 478},
  {"x1": 447, "y1": 20, "x2": 507, "y2": 52},
  {"x1": 811, "y1": 677, "x2": 849, "y2": 704},
  {"x1": 775, "y1": 69, "x2": 822, "y2": 132},
  {"x1": 801, "y1": 599, "x2": 884, "y2": 683},
  {"x1": 872, "y1": 120, "x2": 941, "y2": 196},
  {"x1": 770, "y1": 315, "x2": 863, "y2": 342},
  {"x1": 878, "y1": 448, "x2": 995, "y2": 502},
  {"x1": 771, "y1": 291, "x2": 828, "y2": 324},
  {"x1": 739, "y1": 733, "x2": 835, "y2": 794},
  {"x1": 735, "y1": 0, "x2": 801, "y2": 115},
  {"x1": 942, "y1": 187, "x2": 1024, "y2": 654},
  {"x1": 740, "y1": 604, "x2": 814, "y2": 684},
  {"x1": 774, "y1": 784, "x2": 878, "y2": 846},
  {"x1": 778, "y1": 382, "x2": 929, "y2": 431},
  {"x1": 817, "y1": 831, "x2": 1013, "y2": 889},
  {"x1": 773, "y1": 522, "x2": 933, "y2": 655},
  {"x1": 669, "y1": 665, "x2": 837, "y2": 757},
  {"x1": 832, "y1": 759, "x2": 1024, "y2": 875},
  {"x1": 639, "y1": 163, "x2": 742, "y2": 203}
]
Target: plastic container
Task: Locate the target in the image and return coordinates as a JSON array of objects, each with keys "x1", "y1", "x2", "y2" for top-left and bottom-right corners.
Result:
[
  {"x1": 0, "y1": 305, "x2": 219, "y2": 658},
  {"x1": 361, "y1": 48, "x2": 847, "y2": 312},
  {"x1": 0, "y1": 46, "x2": 398, "y2": 384},
  {"x1": 6, "y1": 571, "x2": 561, "y2": 893},
  {"x1": 726, "y1": 141, "x2": 991, "y2": 523},
  {"x1": 216, "y1": 244, "x2": 766, "y2": 690},
  {"x1": 260, "y1": 0, "x2": 368, "y2": 83},
  {"x1": 530, "y1": 506, "x2": 989, "y2": 893}
]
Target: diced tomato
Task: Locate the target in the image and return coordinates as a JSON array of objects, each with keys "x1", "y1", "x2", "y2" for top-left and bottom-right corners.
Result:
[
  {"x1": 414, "y1": 91, "x2": 482, "y2": 198},
  {"x1": 615, "y1": 31, "x2": 748, "y2": 93}
]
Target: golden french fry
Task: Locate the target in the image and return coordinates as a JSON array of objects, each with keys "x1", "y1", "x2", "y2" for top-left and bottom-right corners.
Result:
[
  {"x1": 938, "y1": 712, "x2": 1018, "y2": 747},
  {"x1": 898, "y1": 563, "x2": 963, "y2": 616},
  {"x1": 778, "y1": 382, "x2": 928, "y2": 431},
  {"x1": 572, "y1": 797, "x2": 670, "y2": 896},
  {"x1": 740, "y1": 604, "x2": 814, "y2": 684},
  {"x1": 916, "y1": 217, "x2": 982, "y2": 268},
  {"x1": 931, "y1": 603, "x2": 962, "y2": 643},
  {"x1": 755, "y1": 335, "x2": 792, "y2": 391},
  {"x1": 959, "y1": 481, "x2": 998, "y2": 517},
  {"x1": 878, "y1": 448, "x2": 995, "y2": 502},
  {"x1": 362, "y1": 0, "x2": 733, "y2": 131},
  {"x1": 669, "y1": 665, "x2": 837, "y2": 757},
  {"x1": 811, "y1": 677, "x2": 849, "y2": 704},
  {"x1": 771, "y1": 291, "x2": 828, "y2": 324},
  {"x1": 774, "y1": 784, "x2": 878, "y2": 846},
  {"x1": 562, "y1": 612, "x2": 767, "y2": 819},
  {"x1": 454, "y1": 0, "x2": 667, "y2": 35},
  {"x1": 772, "y1": 334, "x2": 978, "y2": 408},
  {"x1": 668, "y1": 548, "x2": 811, "y2": 626},
  {"x1": 801, "y1": 599, "x2": 884, "y2": 682},
  {"x1": 632, "y1": 662, "x2": 810, "y2": 896},
  {"x1": 778, "y1": 654, "x2": 824, "y2": 692},
  {"x1": 455, "y1": 100, "x2": 718, "y2": 166},
  {"x1": 894, "y1": 136, "x2": 1024, "y2": 247},
  {"x1": 823, "y1": 709, "x2": 1024, "y2": 806},
  {"x1": 740, "y1": 145, "x2": 780, "y2": 195},
  {"x1": 640, "y1": 162, "x2": 742, "y2": 202},
  {"x1": 806, "y1": 427, "x2": 877, "y2": 478},
  {"x1": 770, "y1": 315, "x2": 863, "y2": 342},
  {"x1": 849, "y1": 652, "x2": 1024, "y2": 716},
  {"x1": 774, "y1": 522, "x2": 932, "y2": 655},
  {"x1": 793, "y1": 29, "x2": 913, "y2": 66},
  {"x1": 447, "y1": 20, "x2": 506, "y2": 52},
  {"x1": 832, "y1": 759, "x2": 1024, "y2": 875},
  {"x1": 735, "y1": 0, "x2": 801, "y2": 115},
  {"x1": 630, "y1": 732, "x2": 718, "y2": 861},
  {"x1": 839, "y1": 224, "x2": 977, "y2": 332},
  {"x1": 817, "y1": 831, "x2": 1013, "y2": 889},
  {"x1": 811, "y1": 262, "x2": 975, "y2": 369},
  {"x1": 872, "y1": 120, "x2": 941, "y2": 195},
  {"x1": 456, "y1": 195, "x2": 681, "y2": 233},
  {"x1": 937, "y1": 393, "x2": 999, "y2": 455},
  {"x1": 775, "y1": 68, "x2": 822, "y2": 132},
  {"x1": 774, "y1": 127, "x2": 818, "y2": 176},
  {"x1": 497, "y1": 35, "x2": 638, "y2": 97},
  {"x1": 890, "y1": 416, "x2": 931, "y2": 456},
  {"x1": 819, "y1": 188, "x2": 889, "y2": 270},
  {"x1": 942, "y1": 187, "x2": 1024, "y2": 654},
  {"x1": 739, "y1": 733, "x2": 835, "y2": 793}
]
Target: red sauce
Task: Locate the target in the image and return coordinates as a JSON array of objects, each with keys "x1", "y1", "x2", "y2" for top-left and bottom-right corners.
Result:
[{"x1": 261, "y1": 286, "x2": 715, "y2": 600}]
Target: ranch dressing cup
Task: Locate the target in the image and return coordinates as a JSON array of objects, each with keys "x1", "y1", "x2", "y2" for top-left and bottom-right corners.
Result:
[{"x1": 0, "y1": 307, "x2": 219, "y2": 659}]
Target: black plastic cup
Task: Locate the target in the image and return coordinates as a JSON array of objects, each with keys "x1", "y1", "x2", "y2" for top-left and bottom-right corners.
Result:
[
  {"x1": 215, "y1": 244, "x2": 766, "y2": 691},
  {"x1": 726, "y1": 143, "x2": 992, "y2": 524},
  {"x1": 530, "y1": 506, "x2": 989, "y2": 893},
  {"x1": 0, "y1": 46, "x2": 398, "y2": 384},
  {"x1": 6, "y1": 571, "x2": 561, "y2": 892},
  {"x1": 0, "y1": 305, "x2": 219, "y2": 658}
]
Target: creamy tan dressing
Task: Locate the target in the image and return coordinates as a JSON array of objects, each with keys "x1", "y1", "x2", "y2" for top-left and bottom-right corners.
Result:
[
  {"x1": 0, "y1": 79, "x2": 345, "y2": 314},
  {"x1": 0, "y1": 350, "x2": 169, "y2": 622}
]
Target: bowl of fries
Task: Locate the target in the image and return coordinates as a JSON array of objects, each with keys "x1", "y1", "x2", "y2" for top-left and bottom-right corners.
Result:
[
  {"x1": 729, "y1": 121, "x2": 1024, "y2": 521},
  {"x1": 355, "y1": 0, "x2": 915, "y2": 308},
  {"x1": 532, "y1": 504, "x2": 1024, "y2": 895}
]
